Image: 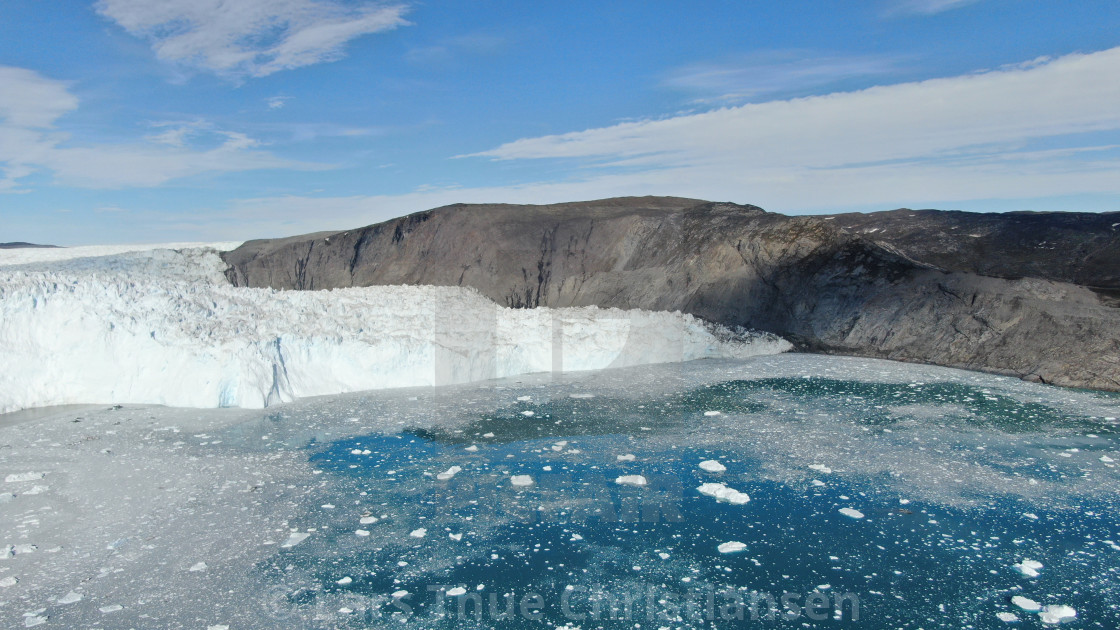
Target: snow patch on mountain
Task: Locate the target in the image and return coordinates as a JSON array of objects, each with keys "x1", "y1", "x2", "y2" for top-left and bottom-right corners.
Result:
[{"x1": 0, "y1": 246, "x2": 790, "y2": 412}]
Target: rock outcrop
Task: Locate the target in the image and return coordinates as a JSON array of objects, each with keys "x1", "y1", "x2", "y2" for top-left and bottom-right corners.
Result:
[{"x1": 222, "y1": 197, "x2": 1120, "y2": 391}]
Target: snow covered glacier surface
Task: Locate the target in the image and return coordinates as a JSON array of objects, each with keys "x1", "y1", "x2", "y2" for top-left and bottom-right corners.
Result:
[{"x1": 0, "y1": 245, "x2": 790, "y2": 412}]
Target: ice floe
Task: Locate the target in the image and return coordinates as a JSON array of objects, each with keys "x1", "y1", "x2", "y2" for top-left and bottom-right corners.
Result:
[
  {"x1": 509, "y1": 475, "x2": 534, "y2": 487},
  {"x1": 838, "y1": 508, "x2": 865, "y2": 519},
  {"x1": 1013, "y1": 559, "x2": 1043, "y2": 578},
  {"x1": 280, "y1": 532, "x2": 310, "y2": 548},
  {"x1": 717, "y1": 541, "x2": 747, "y2": 554},
  {"x1": 1037, "y1": 604, "x2": 1076, "y2": 624},
  {"x1": 615, "y1": 475, "x2": 648, "y2": 487},
  {"x1": 436, "y1": 466, "x2": 462, "y2": 481},
  {"x1": 697, "y1": 482, "x2": 750, "y2": 504},
  {"x1": 1011, "y1": 596, "x2": 1041, "y2": 612},
  {"x1": 698, "y1": 460, "x2": 726, "y2": 473}
]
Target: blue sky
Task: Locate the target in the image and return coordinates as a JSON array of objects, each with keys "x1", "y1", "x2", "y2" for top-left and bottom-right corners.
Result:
[{"x1": 2, "y1": 0, "x2": 1120, "y2": 245}]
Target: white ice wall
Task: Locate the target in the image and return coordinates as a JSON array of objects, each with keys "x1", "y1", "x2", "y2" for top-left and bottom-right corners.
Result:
[{"x1": 0, "y1": 247, "x2": 790, "y2": 413}]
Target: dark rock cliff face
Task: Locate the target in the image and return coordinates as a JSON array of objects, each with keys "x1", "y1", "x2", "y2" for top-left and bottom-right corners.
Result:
[{"x1": 222, "y1": 196, "x2": 1120, "y2": 391}]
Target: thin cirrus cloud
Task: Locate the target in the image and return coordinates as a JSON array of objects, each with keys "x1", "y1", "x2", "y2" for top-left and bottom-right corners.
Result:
[
  {"x1": 889, "y1": 0, "x2": 984, "y2": 15},
  {"x1": 95, "y1": 0, "x2": 411, "y2": 78},
  {"x1": 0, "y1": 65, "x2": 323, "y2": 191},
  {"x1": 663, "y1": 51, "x2": 901, "y2": 103},
  {"x1": 464, "y1": 46, "x2": 1120, "y2": 186}
]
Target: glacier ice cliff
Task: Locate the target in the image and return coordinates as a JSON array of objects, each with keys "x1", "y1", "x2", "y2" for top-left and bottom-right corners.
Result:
[{"x1": 0, "y1": 246, "x2": 789, "y2": 413}]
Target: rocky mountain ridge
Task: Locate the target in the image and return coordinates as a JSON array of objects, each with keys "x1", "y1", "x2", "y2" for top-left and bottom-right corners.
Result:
[{"x1": 222, "y1": 197, "x2": 1120, "y2": 391}]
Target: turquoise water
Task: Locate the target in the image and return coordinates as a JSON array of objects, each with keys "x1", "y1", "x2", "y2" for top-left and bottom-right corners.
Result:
[{"x1": 221, "y1": 357, "x2": 1120, "y2": 628}]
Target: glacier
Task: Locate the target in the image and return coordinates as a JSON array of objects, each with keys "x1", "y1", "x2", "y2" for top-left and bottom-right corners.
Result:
[{"x1": 0, "y1": 244, "x2": 790, "y2": 413}]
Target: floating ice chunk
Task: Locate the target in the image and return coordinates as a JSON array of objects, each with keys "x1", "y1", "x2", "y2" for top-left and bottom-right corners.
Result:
[
  {"x1": 57, "y1": 591, "x2": 82, "y2": 604},
  {"x1": 280, "y1": 532, "x2": 310, "y2": 548},
  {"x1": 809, "y1": 464, "x2": 832, "y2": 474},
  {"x1": 570, "y1": 393, "x2": 594, "y2": 399},
  {"x1": 336, "y1": 577, "x2": 353, "y2": 585},
  {"x1": 13, "y1": 545, "x2": 37, "y2": 555},
  {"x1": 520, "y1": 411, "x2": 535, "y2": 417},
  {"x1": 207, "y1": 626, "x2": 230, "y2": 630},
  {"x1": 811, "y1": 479, "x2": 826, "y2": 487},
  {"x1": 1101, "y1": 455, "x2": 1115, "y2": 463},
  {"x1": 321, "y1": 504, "x2": 335, "y2": 509},
  {"x1": 483, "y1": 433, "x2": 495, "y2": 438},
  {"x1": 392, "y1": 590, "x2": 409, "y2": 599},
  {"x1": 22, "y1": 486, "x2": 47, "y2": 495},
  {"x1": 996, "y1": 612, "x2": 1019, "y2": 623},
  {"x1": 658, "y1": 552, "x2": 670, "y2": 560},
  {"x1": 703, "y1": 411, "x2": 722, "y2": 416},
  {"x1": 697, "y1": 482, "x2": 750, "y2": 504},
  {"x1": 350, "y1": 449, "x2": 363, "y2": 455},
  {"x1": 1037, "y1": 604, "x2": 1076, "y2": 624},
  {"x1": 189, "y1": 562, "x2": 207, "y2": 572},
  {"x1": 1023, "y1": 513, "x2": 1039, "y2": 520},
  {"x1": 24, "y1": 616, "x2": 46, "y2": 627},
  {"x1": 99, "y1": 605, "x2": 122, "y2": 613},
  {"x1": 409, "y1": 528, "x2": 427, "y2": 539},
  {"x1": 449, "y1": 533, "x2": 462, "y2": 541},
  {"x1": 698, "y1": 460, "x2": 726, "y2": 473},
  {"x1": 0, "y1": 576, "x2": 17, "y2": 588},
  {"x1": 615, "y1": 475, "x2": 647, "y2": 487},
  {"x1": 838, "y1": 508, "x2": 864, "y2": 519},
  {"x1": 436, "y1": 466, "x2": 462, "y2": 481},
  {"x1": 360, "y1": 516, "x2": 379, "y2": 525},
  {"x1": 447, "y1": 587, "x2": 467, "y2": 596},
  {"x1": 1013, "y1": 559, "x2": 1043, "y2": 577},
  {"x1": 717, "y1": 541, "x2": 747, "y2": 554},
  {"x1": 616, "y1": 454, "x2": 636, "y2": 462},
  {"x1": 510, "y1": 475, "x2": 534, "y2": 487},
  {"x1": 570, "y1": 534, "x2": 583, "y2": 541},
  {"x1": 355, "y1": 530, "x2": 370, "y2": 537},
  {"x1": 516, "y1": 396, "x2": 532, "y2": 402},
  {"x1": 0, "y1": 493, "x2": 14, "y2": 503},
  {"x1": 1011, "y1": 596, "x2": 1041, "y2": 612},
  {"x1": 465, "y1": 445, "x2": 479, "y2": 452},
  {"x1": 4, "y1": 473, "x2": 43, "y2": 483}
]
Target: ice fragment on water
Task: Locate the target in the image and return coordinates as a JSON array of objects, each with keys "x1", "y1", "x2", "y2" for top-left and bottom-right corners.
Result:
[
  {"x1": 615, "y1": 475, "x2": 647, "y2": 487},
  {"x1": 436, "y1": 466, "x2": 462, "y2": 481},
  {"x1": 697, "y1": 482, "x2": 750, "y2": 504},
  {"x1": 698, "y1": 460, "x2": 726, "y2": 473},
  {"x1": 1011, "y1": 596, "x2": 1041, "y2": 611},
  {"x1": 838, "y1": 508, "x2": 864, "y2": 519},
  {"x1": 717, "y1": 541, "x2": 747, "y2": 554},
  {"x1": 280, "y1": 532, "x2": 310, "y2": 548}
]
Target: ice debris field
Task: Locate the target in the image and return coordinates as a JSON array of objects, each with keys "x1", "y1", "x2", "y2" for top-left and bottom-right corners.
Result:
[
  {"x1": 1, "y1": 355, "x2": 1119, "y2": 628},
  {"x1": 0, "y1": 244, "x2": 789, "y2": 413}
]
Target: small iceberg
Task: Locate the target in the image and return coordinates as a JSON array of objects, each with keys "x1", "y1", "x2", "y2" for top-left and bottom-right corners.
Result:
[{"x1": 697, "y1": 482, "x2": 750, "y2": 504}]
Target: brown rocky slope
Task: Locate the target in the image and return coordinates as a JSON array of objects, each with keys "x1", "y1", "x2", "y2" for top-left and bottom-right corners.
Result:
[{"x1": 222, "y1": 197, "x2": 1120, "y2": 391}]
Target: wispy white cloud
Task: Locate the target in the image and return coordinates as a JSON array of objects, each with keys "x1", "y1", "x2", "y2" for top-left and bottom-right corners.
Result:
[
  {"x1": 95, "y1": 0, "x2": 410, "y2": 78},
  {"x1": 0, "y1": 66, "x2": 325, "y2": 190},
  {"x1": 663, "y1": 51, "x2": 900, "y2": 103},
  {"x1": 189, "y1": 46, "x2": 1120, "y2": 233},
  {"x1": 465, "y1": 47, "x2": 1120, "y2": 179},
  {"x1": 267, "y1": 96, "x2": 292, "y2": 110},
  {"x1": 889, "y1": 0, "x2": 984, "y2": 15}
]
